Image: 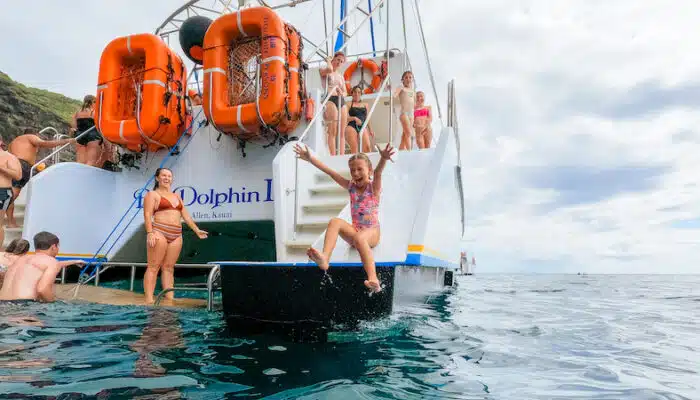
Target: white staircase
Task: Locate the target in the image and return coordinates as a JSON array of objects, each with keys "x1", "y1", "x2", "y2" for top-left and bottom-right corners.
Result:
[
  {"x1": 3, "y1": 189, "x2": 27, "y2": 247},
  {"x1": 284, "y1": 171, "x2": 350, "y2": 258}
]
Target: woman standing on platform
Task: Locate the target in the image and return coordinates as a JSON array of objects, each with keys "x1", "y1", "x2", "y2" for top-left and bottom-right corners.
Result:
[{"x1": 142, "y1": 168, "x2": 208, "y2": 304}]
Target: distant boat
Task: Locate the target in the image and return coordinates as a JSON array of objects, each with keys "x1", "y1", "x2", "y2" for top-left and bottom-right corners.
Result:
[{"x1": 459, "y1": 252, "x2": 475, "y2": 275}]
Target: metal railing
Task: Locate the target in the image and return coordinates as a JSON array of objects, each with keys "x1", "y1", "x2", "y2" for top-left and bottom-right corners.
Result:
[
  {"x1": 306, "y1": 48, "x2": 402, "y2": 69},
  {"x1": 357, "y1": 77, "x2": 390, "y2": 152},
  {"x1": 60, "y1": 262, "x2": 222, "y2": 311},
  {"x1": 30, "y1": 127, "x2": 96, "y2": 178},
  {"x1": 291, "y1": 90, "x2": 337, "y2": 240},
  {"x1": 290, "y1": 73, "x2": 392, "y2": 239}
]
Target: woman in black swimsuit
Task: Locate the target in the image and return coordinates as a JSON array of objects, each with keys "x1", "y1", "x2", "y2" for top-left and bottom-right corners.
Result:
[
  {"x1": 70, "y1": 95, "x2": 103, "y2": 167},
  {"x1": 344, "y1": 86, "x2": 374, "y2": 154}
]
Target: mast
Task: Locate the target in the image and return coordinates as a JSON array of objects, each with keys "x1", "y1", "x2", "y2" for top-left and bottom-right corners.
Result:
[{"x1": 334, "y1": 0, "x2": 348, "y2": 53}]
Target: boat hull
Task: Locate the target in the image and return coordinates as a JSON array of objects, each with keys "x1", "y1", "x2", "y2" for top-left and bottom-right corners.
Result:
[{"x1": 220, "y1": 264, "x2": 454, "y2": 340}]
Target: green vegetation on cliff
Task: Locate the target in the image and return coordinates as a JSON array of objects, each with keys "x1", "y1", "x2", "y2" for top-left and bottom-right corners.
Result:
[{"x1": 0, "y1": 70, "x2": 81, "y2": 140}]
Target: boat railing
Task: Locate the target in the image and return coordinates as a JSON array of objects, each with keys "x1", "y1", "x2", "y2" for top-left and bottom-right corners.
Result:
[
  {"x1": 30, "y1": 126, "x2": 96, "y2": 178},
  {"x1": 357, "y1": 76, "x2": 391, "y2": 152},
  {"x1": 290, "y1": 78, "x2": 392, "y2": 239},
  {"x1": 291, "y1": 89, "x2": 337, "y2": 240},
  {"x1": 58, "y1": 262, "x2": 222, "y2": 311},
  {"x1": 52, "y1": 133, "x2": 71, "y2": 165},
  {"x1": 306, "y1": 48, "x2": 403, "y2": 69}
]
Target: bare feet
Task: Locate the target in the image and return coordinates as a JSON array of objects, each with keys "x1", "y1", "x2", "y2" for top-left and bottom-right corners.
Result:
[
  {"x1": 364, "y1": 279, "x2": 381, "y2": 293},
  {"x1": 307, "y1": 248, "x2": 329, "y2": 271},
  {"x1": 6, "y1": 222, "x2": 18, "y2": 228},
  {"x1": 144, "y1": 297, "x2": 155, "y2": 305}
]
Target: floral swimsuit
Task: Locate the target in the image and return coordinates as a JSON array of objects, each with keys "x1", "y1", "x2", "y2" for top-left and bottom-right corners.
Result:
[{"x1": 349, "y1": 181, "x2": 380, "y2": 231}]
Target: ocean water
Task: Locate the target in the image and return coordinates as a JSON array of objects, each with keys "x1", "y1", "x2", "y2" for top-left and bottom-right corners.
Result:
[{"x1": 0, "y1": 274, "x2": 697, "y2": 399}]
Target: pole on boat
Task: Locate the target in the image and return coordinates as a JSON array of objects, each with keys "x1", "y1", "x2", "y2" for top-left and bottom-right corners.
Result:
[
  {"x1": 386, "y1": 0, "x2": 392, "y2": 149},
  {"x1": 322, "y1": 0, "x2": 330, "y2": 56}
]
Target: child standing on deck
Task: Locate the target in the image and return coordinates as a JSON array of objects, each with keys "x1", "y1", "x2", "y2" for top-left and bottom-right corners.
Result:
[
  {"x1": 294, "y1": 143, "x2": 395, "y2": 293},
  {"x1": 394, "y1": 71, "x2": 416, "y2": 151}
]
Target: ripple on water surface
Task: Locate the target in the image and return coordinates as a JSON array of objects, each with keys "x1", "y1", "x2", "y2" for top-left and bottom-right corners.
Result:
[{"x1": 0, "y1": 274, "x2": 697, "y2": 399}]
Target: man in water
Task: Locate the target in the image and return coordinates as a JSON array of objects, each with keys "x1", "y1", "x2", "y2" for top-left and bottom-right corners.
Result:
[
  {"x1": 0, "y1": 231, "x2": 72, "y2": 302},
  {"x1": 6, "y1": 130, "x2": 75, "y2": 227},
  {"x1": 0, "y1": 139, "x2": 22, "y2": 246}
]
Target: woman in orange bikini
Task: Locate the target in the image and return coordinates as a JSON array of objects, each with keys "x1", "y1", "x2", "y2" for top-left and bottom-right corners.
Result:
[{"x1": 142, "y1": 168, "x2": 208, "y2": 304}]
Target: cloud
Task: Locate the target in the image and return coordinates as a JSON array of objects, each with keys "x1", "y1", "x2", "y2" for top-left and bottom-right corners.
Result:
[
  {"x1": 521, "y1": 165, "x2": 671, "y2": 209},
  {"x1": 1, "y1": 0, "x2": 698, "y2": 273}
]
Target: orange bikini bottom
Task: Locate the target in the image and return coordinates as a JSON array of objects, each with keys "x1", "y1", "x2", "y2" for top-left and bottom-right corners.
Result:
[{"x1": 152, "y1": 221, "x2": 182, "y2": 243}]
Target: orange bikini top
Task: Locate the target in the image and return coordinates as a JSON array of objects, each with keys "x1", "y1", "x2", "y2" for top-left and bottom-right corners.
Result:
[{"x1": 155, "y1": 195, "x2": 183, "y2": 212}]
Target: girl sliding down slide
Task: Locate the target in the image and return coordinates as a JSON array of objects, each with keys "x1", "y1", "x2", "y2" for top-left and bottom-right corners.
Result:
[{"x1": 294, "y1": 143, "x2": 395, "y2": 293}]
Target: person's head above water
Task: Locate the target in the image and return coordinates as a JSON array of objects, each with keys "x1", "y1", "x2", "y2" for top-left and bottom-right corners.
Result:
[
  {"x1": 153, "y1": 168, "x2": 174, "y2": 190},
  {"x1": 348, "y1": 153, "x2": 373, "y2": 184},
  {"x1": 5, "y1": 239, "x2": 30, "y2": 255},
  {"x1": 34, "y1": 231, "x2": 59, "y2": 257}
]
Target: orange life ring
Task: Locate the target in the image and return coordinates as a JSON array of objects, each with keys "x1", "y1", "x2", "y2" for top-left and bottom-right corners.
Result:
[
  {"x1": 344, "y1": 58, "x2": 381, "y2": 94},
  {"x1": 202, "y1": 7, "x2": 289, "y2": 139},
  {"x1": 95, "y1": 33, "x2": 188, "y2": 153},
  {"x1": 277, "y1": 24, "x2": 303, "y2": 134}
]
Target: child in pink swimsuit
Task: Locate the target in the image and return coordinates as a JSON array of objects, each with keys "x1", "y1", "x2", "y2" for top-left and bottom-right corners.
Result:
[{"x1": 294, "y1": 143, "x2": 395, "y2": 293}]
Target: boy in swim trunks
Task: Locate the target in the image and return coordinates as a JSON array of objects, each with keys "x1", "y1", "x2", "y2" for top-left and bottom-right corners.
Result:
[
  {"x1": 393, "y1": 71, "x2": 415, "y2": 150},
  {"x1": 0, "y1": 139, "x2": 22, "y2": 247},
  {"x1": 6, "y1": 130, "x2": 75, "y2": 227}
]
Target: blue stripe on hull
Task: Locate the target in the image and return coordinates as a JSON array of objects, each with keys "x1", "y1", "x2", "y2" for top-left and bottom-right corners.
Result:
[{"x1": 212, "y1": 254, "x2": 458, "y2": 270}]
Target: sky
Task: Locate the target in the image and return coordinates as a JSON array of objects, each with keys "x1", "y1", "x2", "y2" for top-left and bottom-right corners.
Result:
[{"x1": 1, "y1": 0, "x2": 698, "y2": 274}]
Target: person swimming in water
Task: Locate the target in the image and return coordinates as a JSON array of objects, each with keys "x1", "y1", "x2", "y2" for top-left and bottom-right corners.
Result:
[
  {"x1": 293, "y1": 143, "x2": 395, "y2": 293},
  {"x1": 0, "y1": 232, "x2": 84, "y2": 302},
  {"x1": 0, "y1": 238, "x2": 29, "y2": 287},
  {"x1": 393, "y1": 71, "x2": 415, "y2": 151},
  {"x1": 142, "y1": 168, "x2": 208, "y2": 304}
]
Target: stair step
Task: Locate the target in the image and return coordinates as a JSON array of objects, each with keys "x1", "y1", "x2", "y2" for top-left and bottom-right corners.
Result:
[
  {"x1": 4, "y1": 227, "x2": 23, "y2": 234},
  {"x1": 297, "y1": 217, "x2": 333, "y2": 229},
  {"x1": 302, "y1": 200, "x2": 348, "y2": 213},
  {"x1": 316, "y1": 173, "x2": 351, "y2": 183},
  {"x1": 309, "y1": 184, "x2": 347, "y2": 196},
  {"x1": 285, "y1": 239, "x2": 316, "y2": 249}
]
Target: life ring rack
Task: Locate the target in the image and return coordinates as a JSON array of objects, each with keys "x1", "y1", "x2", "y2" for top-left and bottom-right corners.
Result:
[{"x1": 344, "y1": 58, "x2": 382, "y2": 95}]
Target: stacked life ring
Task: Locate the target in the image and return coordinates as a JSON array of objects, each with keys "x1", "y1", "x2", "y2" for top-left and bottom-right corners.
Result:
[
  {"x1": 95, "y1": 33, "x2": 189, "y2": 152},
  {"x1": 344, "y1": 58, "x2": 382, "y2": 95},
  {"x1": 202, "y1": 7, "x2": 295, "y2": 140}
]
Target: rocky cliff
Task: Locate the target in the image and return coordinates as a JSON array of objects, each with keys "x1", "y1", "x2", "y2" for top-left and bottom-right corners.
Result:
[{"x1": 0, "y1": 71, "x2": 80, "y2": 160}]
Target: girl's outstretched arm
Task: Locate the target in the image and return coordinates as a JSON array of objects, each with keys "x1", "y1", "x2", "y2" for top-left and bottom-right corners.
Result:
[
  {"x1": 373, "y1": 143, "x2": 394, "y2": 193},
  {"x1": 294, "y1": 144, "x2": 350, "y2": 189}
]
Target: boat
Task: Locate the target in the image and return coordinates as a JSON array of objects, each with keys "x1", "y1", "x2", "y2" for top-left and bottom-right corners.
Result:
[
  {"x1": 459, "y1": 251, "x2": 475, "y2": 276},
  {"x1": 6, "y1": 0, "x2": 465, "y2": 337}
]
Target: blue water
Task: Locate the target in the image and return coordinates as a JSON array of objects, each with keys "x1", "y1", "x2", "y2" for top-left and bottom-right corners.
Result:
[{"x1": 0, "y1": 274, "x2": 697, "y2": 399}]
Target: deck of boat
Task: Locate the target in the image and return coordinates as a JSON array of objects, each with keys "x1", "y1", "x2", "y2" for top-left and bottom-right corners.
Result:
[{"x1": 55, "y1": 284, "x2": 207, "y2": 309}]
